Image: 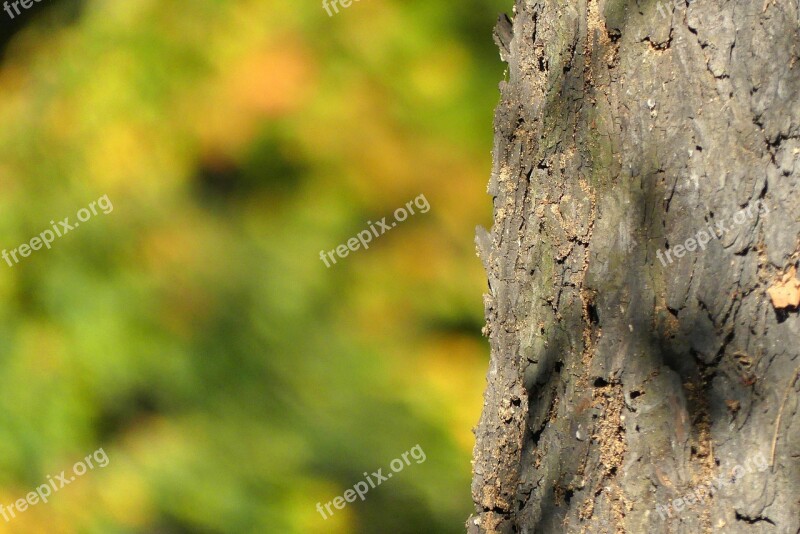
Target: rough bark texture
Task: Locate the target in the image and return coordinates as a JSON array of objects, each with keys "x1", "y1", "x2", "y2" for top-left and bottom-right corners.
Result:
[{"x1": 470, "y1": 1, "x2": 800, "y2": 532}]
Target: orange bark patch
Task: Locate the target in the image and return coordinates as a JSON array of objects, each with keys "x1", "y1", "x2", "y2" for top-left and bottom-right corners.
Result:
[{"x1": 767, "y1": 266, "x2": 800, "y2": 309}]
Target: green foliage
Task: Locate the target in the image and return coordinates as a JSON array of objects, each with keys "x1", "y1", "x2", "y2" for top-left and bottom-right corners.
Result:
[{"x1": 0, "y1": 0, "x2": 508, "y2": 531}]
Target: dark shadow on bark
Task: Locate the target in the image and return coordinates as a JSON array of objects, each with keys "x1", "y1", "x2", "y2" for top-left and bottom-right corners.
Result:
[{"x1": 513, "y1": 208, "x2": 757, "y2": 531}]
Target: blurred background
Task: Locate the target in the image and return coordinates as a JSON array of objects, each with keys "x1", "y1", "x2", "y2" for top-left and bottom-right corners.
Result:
[{"x1": 0, "y1": 0, "x2": 507, "y2": 532}]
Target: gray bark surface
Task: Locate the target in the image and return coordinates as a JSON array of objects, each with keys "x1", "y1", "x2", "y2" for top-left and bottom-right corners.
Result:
[{"x1": 470, "y1": 1, "x2": 800, "y2": 532}]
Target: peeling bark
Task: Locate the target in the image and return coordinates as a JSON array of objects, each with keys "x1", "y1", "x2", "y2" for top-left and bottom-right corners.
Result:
[{"x1": 470, "y1": 1, "x2": 800, "y2": 532}]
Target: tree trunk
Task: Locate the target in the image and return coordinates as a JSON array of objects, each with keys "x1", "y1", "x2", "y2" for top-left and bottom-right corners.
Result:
[{"x1": 469, "y1": 1, "x2": 800, "y2": 532}]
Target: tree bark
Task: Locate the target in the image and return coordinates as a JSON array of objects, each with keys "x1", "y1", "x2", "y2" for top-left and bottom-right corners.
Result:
[{"x1": 469, "y1": 1, "x2": 800, "y2": 532}]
